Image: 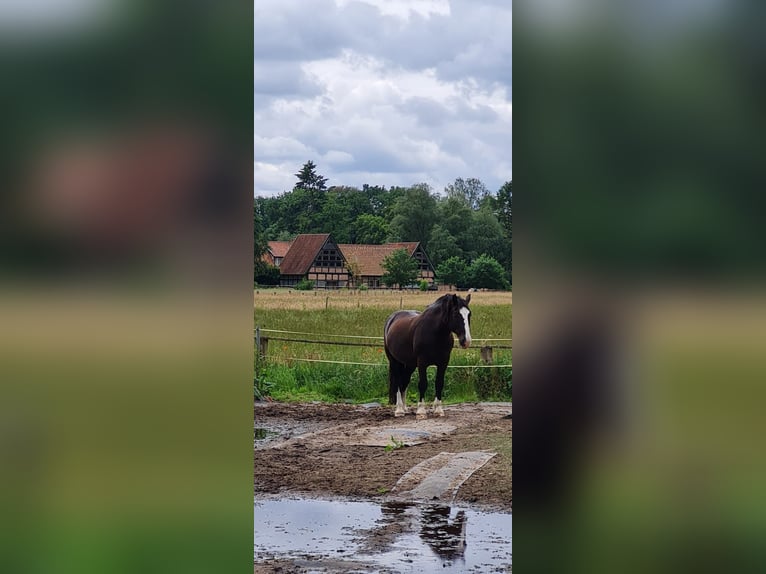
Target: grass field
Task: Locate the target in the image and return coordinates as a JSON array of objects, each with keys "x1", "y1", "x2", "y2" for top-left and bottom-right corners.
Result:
[{"x1": 254, "y1": 288, "x2": 512, "y2": 404}]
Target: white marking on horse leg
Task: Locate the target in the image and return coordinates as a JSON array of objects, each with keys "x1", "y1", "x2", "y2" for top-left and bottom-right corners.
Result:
[
  {"x1": 432, "y1": 398, "x2": 445, "y2": 417},
  {"x1": 402, "y1": 390, "x2": 409, "y2": 413},
  {"x1": 459, "y1": 307, "x2": 472, "y2": 347},
  {"x1": 394, "y1": 389, "x2": 405, "y2": 417},
  {"x1": 416, "y1": 400, "x2": 427, "y2": 419}
]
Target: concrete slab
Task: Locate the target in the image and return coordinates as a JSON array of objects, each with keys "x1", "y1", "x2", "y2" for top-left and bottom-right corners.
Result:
[{"x1": 390, "y1": 451, "x2": 497, "y2": 503}]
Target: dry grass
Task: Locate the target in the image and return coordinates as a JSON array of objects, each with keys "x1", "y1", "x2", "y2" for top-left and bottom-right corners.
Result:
[{"x1": 254, "y1": 288, "x2": 512, "y2": 311}]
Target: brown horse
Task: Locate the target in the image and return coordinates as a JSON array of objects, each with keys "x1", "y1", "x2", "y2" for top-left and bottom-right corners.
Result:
[{"x1": 383, "y1": 293, "x2": 472, "y2": 418}]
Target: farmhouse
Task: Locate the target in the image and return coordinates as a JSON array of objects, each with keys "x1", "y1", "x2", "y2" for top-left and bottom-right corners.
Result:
[
  {"x1": 261, "y1": 240, "x2": 292, "y2": 267},
  {"x1": 277, "y1": 234, "x2": 349, "y2": 288},
  {"x1": 268, "y1": 234, "x2": 435, "y2": 289},
  {"x1": 338, "y1": 242, "x2": 434, "y2": 289}
]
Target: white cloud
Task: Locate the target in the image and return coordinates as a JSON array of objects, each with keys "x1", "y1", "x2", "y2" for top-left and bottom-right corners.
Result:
[
  {"x1": 254, "y1": 0, "x2": 512, "y2": 197},
  {"x1": 334, "y1": 0, "x2": 451, "y2": 20}
]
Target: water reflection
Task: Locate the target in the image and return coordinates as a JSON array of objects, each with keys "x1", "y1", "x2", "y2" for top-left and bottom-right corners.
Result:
[
  {"x1": 361, "y1": 501, "x2": 468, "y2": 562},
  {"x1": 419, "y1": 504, "x2": 468, "y2": 560}
]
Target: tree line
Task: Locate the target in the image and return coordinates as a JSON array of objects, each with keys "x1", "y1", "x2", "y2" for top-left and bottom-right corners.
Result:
[{"x1": 255, "y1": 161, "x2": 512, "y2": 289}]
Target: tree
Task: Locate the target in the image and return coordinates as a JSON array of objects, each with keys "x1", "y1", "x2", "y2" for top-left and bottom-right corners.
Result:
[
  {"x1": 254, "y1": 264, "x2": 280, "y2": 286},
  {"x1": 438, "y1": 196, "x2": 473, "y2": 242},
  {"x1": 294, "y1": 160, "x2": 328, "y2": 193},
  {"x1": 463, "y1": 207, "x2": 507, "y2": 263},
  {"x1": 353, "y1": 214, "x2": 389, "y2": 244},
  {"x1": 315, "y1": 186, "x2": 371, "y2": 243},
  {"x1": 381, "y1": 248, "x2": 419, "y2": 289},
  {"x1": 292, "y1": 161, "x2": 329, "y2": 227},
  {"x1": 346, "y1": 257, "x2": 362, "y2": 288},
  {"x1": 388, "y1": 183, "x2": 437, "y2": 247},
  {"x1": 436, "y1": 256, "x2": 469, "y2": 288},
  {"x1": 253, "y1": 201, "x2": 268, "y2": 262},
  {"x1": 467, "y1": 254, "x2": 510, "y2": 290},
  {"x1": 427, "y1": 224, "x2": 463, "y2": 267},
  {"x1": 444, "y1": 177, "x2": 491, "y2": 210},
  {"x1": 254, "y1": 202, "x2": 270, "y2": 280},
  {"x1": 495, "y1": 180, "x2": 512, "y2": 238}
]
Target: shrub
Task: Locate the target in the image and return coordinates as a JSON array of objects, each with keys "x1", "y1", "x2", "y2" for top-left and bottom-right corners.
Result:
[
  {"x1": 254, "y1": 264, "x2": 280, "y2": 286},
  {"x1": 467, "y1": 254, "x2": 510, "y2": 290},
  {"x1": 474, "y1": 366, "x2": 512, "y2": 400},
  {"x1": 359, "y1": 284, "x2": 369, "y2": 291},
  {"x1": 436, "y1": 256, "x2": 469, "y2": 288},
  {"x1": 419, "y1": 279, "x2": 429, "y2": 291},
  {"x1": 295, "y1": 279, "x2": 315, "y2": 291}
]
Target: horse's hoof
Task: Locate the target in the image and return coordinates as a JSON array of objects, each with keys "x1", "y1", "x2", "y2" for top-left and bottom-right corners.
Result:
[
  {"x1": 434, "y1": 410, "x2": 445, "y2": 417},
  {"x1": 416, "y1": 412, "x2": 427, "y2": 420},
  {"x1": 394, "y1": 410, "x2": 405, "y2": 418}
]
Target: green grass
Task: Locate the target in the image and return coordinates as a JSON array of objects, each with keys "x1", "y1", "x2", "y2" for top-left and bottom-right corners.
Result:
[{"x1": 254, "y1": 303, "x2": 511, "y2": 404}]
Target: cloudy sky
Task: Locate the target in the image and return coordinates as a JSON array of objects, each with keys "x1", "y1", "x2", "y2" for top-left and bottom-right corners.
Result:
[{"x1": 254, "y1": 0, "x2": 512, "y2": 197}]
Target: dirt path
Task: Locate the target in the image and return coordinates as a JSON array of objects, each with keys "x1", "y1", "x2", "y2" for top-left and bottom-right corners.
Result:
[{"x1": 254, "y1": 401, "x2": 512, "y2": 511}]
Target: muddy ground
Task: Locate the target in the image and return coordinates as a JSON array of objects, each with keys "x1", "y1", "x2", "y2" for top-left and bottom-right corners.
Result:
[{"x1": 253, "y1": 401, "x2": 512, "y2": 511}]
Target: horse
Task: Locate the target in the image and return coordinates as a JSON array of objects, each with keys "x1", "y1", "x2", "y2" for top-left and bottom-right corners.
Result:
[{"x1": 383, "y1": 293, "x2": 472, "y2": 418}]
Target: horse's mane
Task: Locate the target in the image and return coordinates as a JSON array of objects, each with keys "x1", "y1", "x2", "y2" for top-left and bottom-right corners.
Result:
[{"x1": 423, "y1": 294, "x2": 460, "y2": 320}]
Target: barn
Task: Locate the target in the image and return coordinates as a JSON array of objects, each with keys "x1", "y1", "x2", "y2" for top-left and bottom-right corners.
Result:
[{"x1": 269, "y1": 234, "x2": 435, "y2": 289}]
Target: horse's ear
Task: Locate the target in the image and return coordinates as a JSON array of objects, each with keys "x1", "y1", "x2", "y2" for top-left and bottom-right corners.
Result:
[{"x1": 465, "y1": 293, "x2": 471, "y2": 305}]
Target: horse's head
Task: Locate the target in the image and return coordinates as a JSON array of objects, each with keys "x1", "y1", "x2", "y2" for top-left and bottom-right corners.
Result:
[{"x1": 445, "y1": 293, "x2": 472, "y2": 348}]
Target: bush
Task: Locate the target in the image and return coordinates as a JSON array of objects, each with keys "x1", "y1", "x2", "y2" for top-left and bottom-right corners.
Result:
[
  {"x1": 254, "y1": 264, "x2": 280, "y2": 286},
  {"x1": 419, "y1": 279, "x2": 429, "y2": 291},
  {"x1": 474, "y1": 367, "x2": 512, "y2": 400},
  {"x1": 295, "y1": 279, "x2": 315, "y2": 291},
  {"x1": 467, "y1": 254, "x2": 510, "y2": 290},
  {"x1": 359, "y1": 284, "x2": 368, "y2": 291},
  {"x1": 436, "y1": 256, "x2": 469, "y2": 288}
]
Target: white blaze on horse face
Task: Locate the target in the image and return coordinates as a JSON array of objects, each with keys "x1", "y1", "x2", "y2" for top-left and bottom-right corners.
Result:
[{"x1": 459, "y1": 307, "x2": 472, "y2": 347}]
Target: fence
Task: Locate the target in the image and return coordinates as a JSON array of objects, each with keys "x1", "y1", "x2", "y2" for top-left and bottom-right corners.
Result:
[{"x1": 254, "y1": 326, "x2": 511, "y2": 369}]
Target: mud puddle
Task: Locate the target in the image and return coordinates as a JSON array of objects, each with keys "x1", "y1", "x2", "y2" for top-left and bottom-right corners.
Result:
[{"x1": 254, "y1": 496, "x2": 511, "y2": 573}]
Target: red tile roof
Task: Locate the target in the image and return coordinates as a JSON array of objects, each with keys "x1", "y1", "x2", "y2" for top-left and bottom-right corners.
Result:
[
  {"x1": 278, "y1": 234, "x2": 333, "y2": 275},
  {"x1": 338, "y1": 243, "x2": 419, "y2": 277},
  {"x1": 267, "y1": 241, "x2": 293, "y2": 258}
]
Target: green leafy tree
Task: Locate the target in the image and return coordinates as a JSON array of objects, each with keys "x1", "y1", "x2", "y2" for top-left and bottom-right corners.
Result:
[
  {"x1": 444, "y1": 177, "x2": 491, "y2": 210},
  {"x1": 381, "y1": 248, "x2": 419, "y2": 290},
  {"x1": 254, "y1": 264, "x2": 280, "y2": 286},
  {"x1": 346, "y1": 257, "x2": 363, "y2": 288},
  {"x1": 388, "y1": 184, "x2": 438, "y2": 247},
  {"x1": 427, "y1": 224, "x2": 463, "y2": 267},
  {"x1": 438, "y1": 196, "x2": 473, "y2": 243},
  {"x1": 353, "y1": 214, "x2": 389, "y2": 244},
  {"x1": 495, "y1": 180, "x2": 512, "y2": 238},
  {"x1": 316, "y1": 186, "x2": 371, "y2": 243},
  {"x1": 436, "y1": 256, "x2": 469, "y2": 288},
  {"x1": 463, "y1": 207, "x2": 507, "y2": 262},
  {"x1": 467, "y1": 254, "x2": 510, "y2": 290},
  {"x1": 254, "y1": 202, "x2": 270, "y2": 280},
  {"x1": 253, "y1": 201, "x2": 268, "y2": 262}
]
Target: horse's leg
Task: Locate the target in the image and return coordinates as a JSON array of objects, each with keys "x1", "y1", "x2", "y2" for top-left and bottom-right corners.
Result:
[
  {"x1": 402, "y1": 365, "x2": 416, "y2": 416},
  {"x1": 432, "y1": 363, "x2": 447, "y2": 417},
  {"x1": 416, "y1": 364, "x2": 429, "y2": 419},
  {"x1": 391, "y1": 361, "x2": 406, "y2": 417}
]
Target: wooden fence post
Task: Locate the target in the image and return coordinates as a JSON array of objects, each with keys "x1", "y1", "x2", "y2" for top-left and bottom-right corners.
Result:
[
  {"x1": 255, "y1": 326, "x2": 269, "y2": 360},
  {"x1": 260, "y1": 336, "x2": 269, "y2": 359},
  {"x1": 480, "y1": 346, "x2": 494, "y2": 364}
]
